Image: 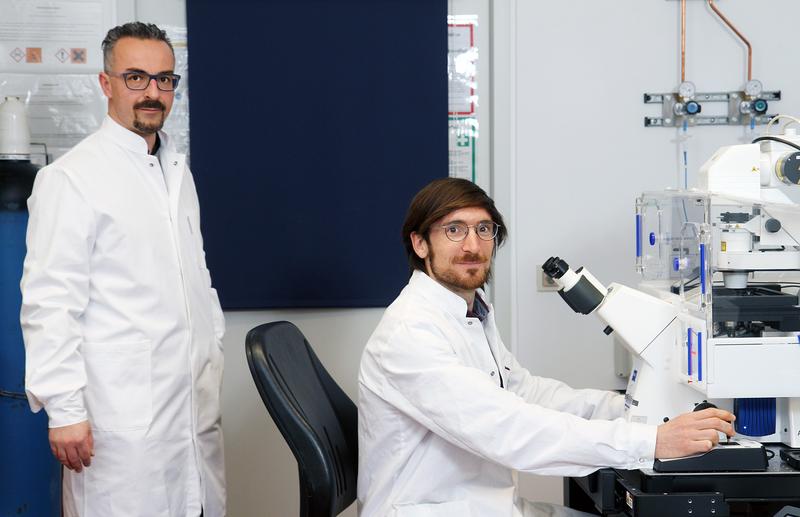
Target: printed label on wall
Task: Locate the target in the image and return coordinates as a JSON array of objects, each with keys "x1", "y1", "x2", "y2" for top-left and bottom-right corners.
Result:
[
  {"x1": 0, "y1": 0, "x2": 114, "y2": 73},
  {"x1": 448, "y1": 116, "x2": 476, "y2": 181}
]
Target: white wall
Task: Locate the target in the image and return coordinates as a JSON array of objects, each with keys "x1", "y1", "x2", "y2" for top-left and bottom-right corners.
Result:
[{"x1": 125, "y1": 0, "x2": 800, "y2": 514}]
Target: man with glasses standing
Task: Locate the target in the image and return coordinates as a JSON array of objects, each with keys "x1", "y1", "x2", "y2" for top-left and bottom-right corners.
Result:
[
  {"x1": 357, "y1": 178, "x2": 734, "y2": 516},
  {"x1": 21, "y1": 22, "x2": 225, "y2": 517}
]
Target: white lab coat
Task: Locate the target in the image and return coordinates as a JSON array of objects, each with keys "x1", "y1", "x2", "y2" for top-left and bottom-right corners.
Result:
[
  {"x1": 357, "y1": 270, "x2": 658, "y2": 517},
  {"x1": 21, "y1": 117, "x2": 226, "y2": 517}
]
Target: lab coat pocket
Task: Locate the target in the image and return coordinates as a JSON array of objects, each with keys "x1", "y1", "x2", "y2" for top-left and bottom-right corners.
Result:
[
  {"x1": 82, "y1": 340, "x2": 152, "y2": 431},
  {"x1": 392, "y1": 501, "x2": 473, "y2": 517}
]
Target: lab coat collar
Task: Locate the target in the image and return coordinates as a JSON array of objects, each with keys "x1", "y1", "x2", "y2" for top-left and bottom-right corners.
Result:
[
  {"x1": 100, "y1": 115, "x2": 171, "y2": 156},
  {"x1": 408, "y1": 270, "x2": 488, "y2": 320}
]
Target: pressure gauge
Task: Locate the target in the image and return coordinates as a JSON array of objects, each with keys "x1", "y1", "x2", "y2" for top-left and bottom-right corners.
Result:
[
  {"x1": 678, "y1": 81, "x2": 696, "y2": 100},
  {"x1": 745, "y1": 79, "x2": 763, "y2": 98}
]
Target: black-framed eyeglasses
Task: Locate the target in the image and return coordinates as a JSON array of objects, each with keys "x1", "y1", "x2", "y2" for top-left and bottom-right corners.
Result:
[
  {"x1": 438, "y1": 222, "x2": 500, "y2": 242},
  {"x1": 109, "y1": 71, "x2": 181, "y2": 91}
]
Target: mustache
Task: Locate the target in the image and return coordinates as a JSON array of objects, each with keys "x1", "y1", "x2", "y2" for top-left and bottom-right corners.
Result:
[
  {"x1": 134, "y1": 100, "x2": 166, "y2": 111},
  {"x1": 454, "y1": 253, "x2": 486, "y2": 263}
]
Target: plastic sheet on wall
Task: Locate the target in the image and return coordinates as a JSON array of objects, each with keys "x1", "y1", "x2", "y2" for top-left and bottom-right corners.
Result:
[
  {"x1": 0, "y1": 74, "x2": 106, "y2": 163},
  {"x1": 448, "y1": 15, "x2": 479, "y2": 182},
  {"x1": 0, "y1": 25, "x2": 190, "y2": 164},
  {"x1": 161, "y1": 26, "x2": 190, "y2": 159}
]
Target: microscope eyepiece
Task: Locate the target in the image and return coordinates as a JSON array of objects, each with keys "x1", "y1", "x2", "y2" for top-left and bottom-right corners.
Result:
[{"x1": 542, "y1": 257, "x2": 570, "y2": 279}]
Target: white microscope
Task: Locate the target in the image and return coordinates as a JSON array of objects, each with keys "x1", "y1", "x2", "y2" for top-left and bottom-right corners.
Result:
[{"x1": 543, "y1": 118, "x2": 800, "y2": 472}]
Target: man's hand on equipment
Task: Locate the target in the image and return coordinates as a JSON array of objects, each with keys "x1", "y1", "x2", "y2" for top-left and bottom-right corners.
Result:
[
  {"x1": 50, "y1": 420, "x2": 94, "y2": 472},
  {"x1": 655, "y1": 408, "x2": 735, "y2": 459}
]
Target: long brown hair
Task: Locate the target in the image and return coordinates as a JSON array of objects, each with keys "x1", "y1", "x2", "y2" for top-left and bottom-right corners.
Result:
[{"x1": 401, "y1": 178, "x2": 507, "y2": 272}]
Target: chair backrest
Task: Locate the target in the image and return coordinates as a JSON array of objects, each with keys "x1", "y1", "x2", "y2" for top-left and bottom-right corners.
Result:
[{"x1": 245, "y1": 321, "x2": 358, "y2": 517}]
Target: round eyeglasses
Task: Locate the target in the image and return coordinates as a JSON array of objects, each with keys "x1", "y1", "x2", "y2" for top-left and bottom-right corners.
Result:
[
  {"x1": 438, "y1": 222, "x2": 500, "y2": 242},
  {"x1": 109, "y1": 71, "x2": 181, "y2": 91}
]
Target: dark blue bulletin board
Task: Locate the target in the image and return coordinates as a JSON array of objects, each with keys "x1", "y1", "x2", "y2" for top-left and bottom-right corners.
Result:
[{"x1": 186, "y1": 0, "x2": 448, "y2": 309}]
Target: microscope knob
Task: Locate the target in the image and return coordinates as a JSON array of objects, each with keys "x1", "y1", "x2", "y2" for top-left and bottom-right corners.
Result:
[
  {"x1": 765, "y1": 218, "x2": 782, "y2": 233},
  {"x1": 693, "y1": 401, "x2": 717, "y2": 412},
  {"x1": 776, "y1": 152, "x2": 800, "y2": 185}
]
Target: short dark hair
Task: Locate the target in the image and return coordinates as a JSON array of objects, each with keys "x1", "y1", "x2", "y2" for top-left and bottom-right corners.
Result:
[
  {"x1": 102, "y1": 22, "x2": 173, "y2": 71},
  {"x1": 401, "y1": 178, "x2": 507, "y2": 272}
]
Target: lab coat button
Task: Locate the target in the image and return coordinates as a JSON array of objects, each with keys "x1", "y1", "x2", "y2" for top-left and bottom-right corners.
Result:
[
  {"x1": 173, "y1": 161, "x2": 177, "y2": 166},
  {"x1": 490, "y1": 371, "x2": 495, "y2": 376},
  {"x1": 149, "y1": 163, "x2": 154, "y2": 167},
  {"x1": 467, "y1": 321, "x2": 473, "y2": 325},
  {"x1": 638, "y1": 458, "x2": 645, "y2": 463}
]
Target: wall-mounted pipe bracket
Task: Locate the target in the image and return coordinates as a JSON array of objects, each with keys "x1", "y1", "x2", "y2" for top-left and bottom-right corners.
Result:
[{"x1": 643, "y1": 88, "x2": 780, "y2": 127}]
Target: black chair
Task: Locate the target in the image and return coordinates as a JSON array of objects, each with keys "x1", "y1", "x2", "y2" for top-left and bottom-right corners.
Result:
[{"x1": 245, "y1": 321, "x2": 358, "y2": 517}]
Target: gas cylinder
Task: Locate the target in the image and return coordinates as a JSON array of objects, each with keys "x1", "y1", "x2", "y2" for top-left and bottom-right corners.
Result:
[{"x1": 0, "y1": 96, "x2": 60, "y2": 516}]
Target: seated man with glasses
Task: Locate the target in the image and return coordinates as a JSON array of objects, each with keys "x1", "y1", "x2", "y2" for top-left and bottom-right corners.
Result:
[
  {"x1": 357, "y1": 178, "x2": 734, "y2": 517},
  {"x1": 21, "y1": 22, "x2": 225, "y2": 517}
]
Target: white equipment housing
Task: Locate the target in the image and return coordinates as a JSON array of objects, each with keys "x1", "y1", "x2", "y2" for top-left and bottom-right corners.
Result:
[{"x1": 551, "y1": 121, "x2": 800, "y2": 447}]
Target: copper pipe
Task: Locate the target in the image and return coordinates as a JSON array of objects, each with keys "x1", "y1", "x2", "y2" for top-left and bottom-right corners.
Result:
[
  {"x1": 681, "y1": 0, "x2": 686, "y2": 82},
  {"x1": 708, "y1": 0, "x2": 752, "y2": 81}
]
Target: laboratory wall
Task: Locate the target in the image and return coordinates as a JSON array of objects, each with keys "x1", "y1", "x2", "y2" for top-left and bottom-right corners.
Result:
[
  {"x1": 495, "y1": 0, "x2": 800, "y2": 505},
  {"x1": 119, "y1": 0, "x2": 800, "y2": 515}
]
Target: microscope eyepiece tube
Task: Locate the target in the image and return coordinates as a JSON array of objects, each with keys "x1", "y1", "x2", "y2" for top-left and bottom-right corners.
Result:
[
  {"x1": 542, "y1": 257, "x2": 580, "y2": 290},
  {"x1": 542, "y1": 257, "x2": 608, "y2": 315}
]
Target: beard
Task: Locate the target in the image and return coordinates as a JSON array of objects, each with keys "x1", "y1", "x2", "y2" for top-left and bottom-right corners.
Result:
[
  {"x1": 429, "y1": 250, "x2": 492, "y2": 292},
  {"x1": 132, "y1": 100, "x2": 166, "y2": 134}
]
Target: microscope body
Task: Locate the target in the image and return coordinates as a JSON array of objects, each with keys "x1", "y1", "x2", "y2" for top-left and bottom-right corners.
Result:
[{"x1": 544, "y1": 124, "x2": 800, "y2": 448}]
